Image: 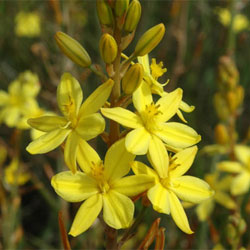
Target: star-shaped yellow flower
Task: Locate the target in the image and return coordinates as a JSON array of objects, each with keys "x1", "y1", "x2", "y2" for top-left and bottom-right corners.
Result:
[
  {"x1": 138, "y1": 55, "x2": 195, "y2": 123},
  {"x1": 101, "y1": 81, "x2": 200, "y2": 168},
  {"x1": 217, "y1": 145, "x2": 250, "y2": 195},
  {"x1": 0, "y1": 71, "x2": 40, "y2": 128},
  {"x1": 51, "y1": 138, "x2": 154, "y2": 236},
  {"x1": 131, "y1": 146, "x2": 214, "y2": 234},
  {"x1": 26, "y1": 73, "x2": 114, "y2": 173}
]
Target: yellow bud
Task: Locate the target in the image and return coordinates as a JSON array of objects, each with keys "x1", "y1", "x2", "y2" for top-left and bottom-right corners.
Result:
[
  {"x1": 226, "y1": 91, "x2": 238, "y2": 113},
  {"x1": 213, "y1": 92, "x2": 230, "y2": 120},
  {"x1": 214, "y1": 124, "x2": 229, "y2": 145},
  {"x1": 124, "y1": 0, "x2": 141, "y2": 32},
  {"x1": 96, "y1": 0, "x2": 114, "y2": 26},
  {"x1": 122, "y1": 63, "x2": 143, "y2": 94},
  {"x1": 115, "y1": 0, "x2": 129, "y2": 17},
  {"x1": 134, "y1": 23, "x2": 165, "y2": 57},
  {"x1": 99, "y1": 33, "x2": 118, "y2": 64},
  {"x1": 55, "y1": 31, "x2": 91, "y2": 67},
  {"x1": 235, "y1": 85, "x2": 244, "y2": 108}
]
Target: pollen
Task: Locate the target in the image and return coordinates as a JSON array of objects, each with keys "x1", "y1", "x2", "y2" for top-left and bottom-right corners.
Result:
[
  {"x1": 90, "y1": 161, "x2": 110, "y2": 193},
  {"x1": 150, "y1": 58, "x2": 167, "y2": 79},
  {"x1": 141, "y1": 102, "x2": 162, "y2": 132}
]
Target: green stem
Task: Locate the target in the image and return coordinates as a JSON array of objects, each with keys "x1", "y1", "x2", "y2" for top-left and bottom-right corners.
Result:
[
  {"x1": 226, "y1": 0, "x2": 236, "y2": 55},
  {"x1": 90, "y1": 64, "x2": 108, "y2": 82}
]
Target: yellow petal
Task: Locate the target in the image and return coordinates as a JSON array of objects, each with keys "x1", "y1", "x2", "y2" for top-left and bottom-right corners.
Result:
[
  {"x1": 155, "y1": 122, "x2": 201, "y2": 149},
  {"x1": 156, "y1": 88, "x2": 182, "y2": 122},
  {"x1": 75, "y1": 113, "x2": 105, "y2": 141},
  {"x1": 77, "y1": 139, "x2": 101, "y2": 174},
  {"x1": 169, "y1": 146, "x2": 198, "y2": 178},
  {"x1": 231, "y1": 172, "x2": 250, "y2": 195},
  {"x1": 138, "y1": 55, "x2": 150, "y2": 74},
  {"x1": 51, "y1": 171, "x2": 98, "y2": 202},
  {"x1": 101, "y1": 107, "x2": 142, "y2": 129},
  {"x1": 176, "y1": 110, "x2": 187, "y2": 123},
  {"x1": 172, "y1": 176, "x2": 214, "y2": 203},
  {"x1": 57, "y1": 73, "x2": 83, "y2": 119},
  {"x1": 26, "y1": 129, "x2": 71, "y2": 154},
  {"x1": 147, "y1": 183, "x2": 170, "y2": 214},
  {"x1": 0, "y1": 90, "x2": 8, "y2": 105},
  {"x1": 27, "y1": 115, "x2": 69, "y2": 132},
  {"x1": 234, "y1": 145, "x2": 250, "y2": 166},
  {"x1": 103, "y1": 190, "x2": 134, "y2": 229},
  {"x1": 104, "y1": 138, "x2": 135, "y2": 181},
  {"x1": 179, "y1": 101, "x2": 195, "y2": 113},
  {"x1": 125, "y1": 127, "x2": 151, "y2": 155},
  {"x1": 148, "y1": 135, "x2": 168, "y2": 178},
  {"x1": 64, "y1": 132, "x2": 79, "y2": 173},
  {"x1": 196, "y1": 199, "x2": 214, "y2": 222},
  {"x1": 132, "y1": 80, "x2": 153, "y2": 113},
  {"x1": 69, "y1": 194, "x2": 102, "y2": 236},
  {"x1": 79, "y1": 79, "x2": 114, "y2": 117},
  {"x1": 131, "y1": 161, "x2": 159, "y2": 181},
  {"x1": 214, "y1": 191, "x2": 236, "y2": 209},
  {"x1": 4, "y1": 107, "x2": 20, "y2": 127},
  {"x1": 112, "y1": 175, "x2": 154, "y2": 196},
  {"x1": 217, "y1": 161, "x2": 243, "y2": 173},
  {"x1": 169, "y1": 191, "x2": 193, "y2": 234}
]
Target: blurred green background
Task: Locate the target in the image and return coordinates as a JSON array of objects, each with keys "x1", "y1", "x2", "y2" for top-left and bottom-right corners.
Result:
[{"x1": 0, "y1": 0, "x2": 250, "y2": 249}]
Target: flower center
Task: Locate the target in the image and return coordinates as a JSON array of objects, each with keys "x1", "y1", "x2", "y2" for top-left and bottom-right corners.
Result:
[
  {"x1": 90, "y1": 161, "x2": 110, "y2": 194},
  {"x1": 150, "y1": 58, "x2": 167, "y2": 80},
  {"x1": 141, "y1": 102, "x2": 162, "y2": 132}
]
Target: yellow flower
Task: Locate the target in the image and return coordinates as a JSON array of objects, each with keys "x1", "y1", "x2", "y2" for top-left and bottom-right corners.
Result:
[
  {"x1": 101, "y1": 81, "x2": 200, "y2": 167},
  {"x1": 26, "y1": 73, "x2": 114, "y2": 173},
  {"x1": 196, "y1": 173, "x2": 236, "y2": 221},
  {"x1": 4, "y1": 158, "x2": 30, "y2": 186},
  {"x1": 215, "y1": 8, "x2": 249, "y2": 33},
  {"x1": 51, "y1": 139, "x2": 154, "y2": 236},
  {"x1": 15, "y1": 11, "x2": 41, "y2": 37},
  {"x1": 138, "y1": 54, "x2": 195, "y2": 122},
  {"x1": 217, "y1": 145, "x2": 250, "y2": 195},
  {"x1": 132, "y1": 146, "x2": 214, "y2": 234},
  {"x1": 0, "y1": 71, "x2": 40, "y2": 128}
]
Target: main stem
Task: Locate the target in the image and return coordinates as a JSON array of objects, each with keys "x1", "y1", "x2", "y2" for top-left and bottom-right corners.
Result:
[
  {"x1": 109, "y1": 24, "x2": 122, "y2": 146},
  {"x1": 105, "y1": 23, "x2": 122, "y2": 250}
]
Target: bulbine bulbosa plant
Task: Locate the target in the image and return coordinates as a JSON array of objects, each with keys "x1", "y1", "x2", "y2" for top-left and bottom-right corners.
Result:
[{"x1": 26, "y1": 0, "x2": 214, "y2": 249}]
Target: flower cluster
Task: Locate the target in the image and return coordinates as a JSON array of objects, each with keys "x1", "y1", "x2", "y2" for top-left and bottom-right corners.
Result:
[{"x1": 25, "y1": 0, "x2": 214, "y2": 242}]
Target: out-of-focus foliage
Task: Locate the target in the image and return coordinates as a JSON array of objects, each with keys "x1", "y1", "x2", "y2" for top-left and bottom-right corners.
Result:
[{"x1": 0, "y1": 0, "x2": 250, "y2": 249}]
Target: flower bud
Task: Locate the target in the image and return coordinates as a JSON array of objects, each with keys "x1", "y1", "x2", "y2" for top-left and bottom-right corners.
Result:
[
  {"x1": 96, "y1": 0, "x2": 114, "y2": 26},
  {"x1": 214, "y1": 124, "x2": 229, "y2": 145},
  {"x1": 99, "y1": 33, "x2": 118, "y2": 64},
  {"x1": 235, "y1": 85, "x2": 244, "y2": 108},
  {"x1": 55, "y1": 31, "x2": 91, "y2": 67},
  {"x1": 213, "y1": 92, "x2": 230, "y2": 120},
  {"x1": 115, "y1": 0, "x2": 129, "y2": 17},
  {"x1": 226, "y1": 91, "x2": 238, "y2": 113},
  {"x1": 122, "y1": 63, "x2": 143, "y2": 94},
  {"x1": 124, "y1": 0, "x2": 141, "y2": 32},
  {"x1": 134, "y1": 23, "x2": 165, "y2": 57}
]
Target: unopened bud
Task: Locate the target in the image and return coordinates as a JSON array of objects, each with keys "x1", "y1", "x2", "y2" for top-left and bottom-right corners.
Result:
[
  {"x1": 122, "y1": 63, "x2": 143, "y2": 94},
  {"x1": 96, "y1": 0, "x2": 114, "y2": 26},
  {"x1": 124, "y1": 0, "x2": 141, "y2": 32},
  {"x1": 99, "y1": 33, "x2": 118, "y2": 64},
  {"x1": 235, "y1": 85, "x2": 244, "y2": 108},
  {"x1": 213, "y1": 92, "x2": 230, "y2": 120},
  {"x1": 214, "y1": 124, "x2": 229, "y2": 145},
  {"x1": 134, "y1": 23, "x2": 165, "y2": 57},
  {"x1": 115, "y1": 0, "x2": 129, "y2": 17},
  {"x1": 226, "y1": 91, "x2": 238, "y2": 113},
  {"x1": 55, "y1": 31, "x2": 91, "y2": 67}
]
